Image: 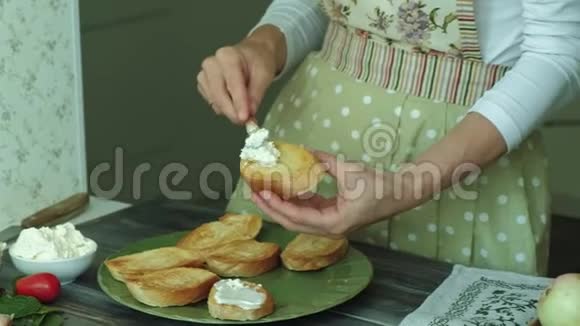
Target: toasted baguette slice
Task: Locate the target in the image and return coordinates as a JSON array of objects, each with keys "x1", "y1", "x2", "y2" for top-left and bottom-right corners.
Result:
[
  {"x1": 104, "y1": 247, "x2": 205, "y2": 282},
  {"x1": 281, "y1": 234, "x2": 349, "y2": 271},
  {"x1": 176, "y1": 214, "x2": 262, "y2": 253},
  {"x1": 125, "y1": 267, "x2": 219, "y2": 307},
  {"x1": 208, "y1": 279, "x2": 274, "y2": 321},
  {"x1": 206, "y1": 240, "x2": 280, "y2": 277},
  {"x1": 240, "y1": 141, "x2": 325, "y2": 199}
]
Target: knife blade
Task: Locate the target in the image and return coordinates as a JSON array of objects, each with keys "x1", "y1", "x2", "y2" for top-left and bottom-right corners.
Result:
[
  {"x1": 246, "y1": 119, "x2": 259, "y2": 134},
  {"x1": 0, "y1": 192, "x2": 90, "y2": 244}
]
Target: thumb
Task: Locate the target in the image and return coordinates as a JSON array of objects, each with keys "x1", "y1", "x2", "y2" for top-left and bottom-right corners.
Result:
[
  {"x1": 312, "y1": 150, "x2": 341, "y2": 178},
  {"x1": 313, "y1": 151, "x2": 368, "y2": 191}
]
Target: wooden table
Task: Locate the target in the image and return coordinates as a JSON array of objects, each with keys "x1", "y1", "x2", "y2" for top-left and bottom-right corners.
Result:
[{"x1": 0, "y1": 199, "x2": 453, "y2": 326}]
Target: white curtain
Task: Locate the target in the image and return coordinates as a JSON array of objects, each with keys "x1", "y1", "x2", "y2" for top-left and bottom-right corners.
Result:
[{"x1": 0, "y1": 0, "x2": 86, "y2": 229}]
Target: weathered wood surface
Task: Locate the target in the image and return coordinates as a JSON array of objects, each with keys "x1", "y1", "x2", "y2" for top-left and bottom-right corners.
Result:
[{"x1": 0, "y1": 199, "x2": 453, "y2": 325}]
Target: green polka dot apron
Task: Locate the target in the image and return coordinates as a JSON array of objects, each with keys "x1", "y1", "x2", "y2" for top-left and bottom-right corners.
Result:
[{"x1": 226, "y1": 0, "x2": 551, "y2": 276}]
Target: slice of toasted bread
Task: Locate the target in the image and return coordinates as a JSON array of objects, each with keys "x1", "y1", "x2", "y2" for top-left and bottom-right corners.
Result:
[
  {"x1": 104, "y1": 247, "x2": 205, "y2": 282},
  {"x1": 208, "y1": 279, "x2": 274, "y2": 321},
  {"x1": 176, "y1": 214, "x2": 262, "y2": 253},
  {"x1": 240, "y1": 142, "x2": 325, "y2": 199},
  {"x1": 281, "y1": 234, "x2": 349, "y2": 271},
  {"x1": 125, "y1": 267, "x2": 219, "y2": 307},
  {"x1": 206, "y1": 240, "x2": 280, "y2": 277}
]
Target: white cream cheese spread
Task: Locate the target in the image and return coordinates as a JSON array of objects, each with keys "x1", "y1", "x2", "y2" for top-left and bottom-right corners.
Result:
[
  {"x1": 240, "y1": 127, "x2": 280, "y2": 167},
  {"x1": 214, "y1": 279, "x2": 266, "y2": 310},
  {"x1": 11, "y1": 223, "x2": 96, "y2": 261}
]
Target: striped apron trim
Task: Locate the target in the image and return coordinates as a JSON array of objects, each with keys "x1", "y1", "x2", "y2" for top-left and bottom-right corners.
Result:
[
  {"x1": 456, "y1": 0, "x2": 482, "y2": 60},
  {"x1": 317, "y1": 21, "x2": 510, "y2": 107}
]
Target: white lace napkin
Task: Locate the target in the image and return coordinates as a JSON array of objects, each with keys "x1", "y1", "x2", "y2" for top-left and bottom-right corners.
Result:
[{"x1": 400, "y1": 265, "x2": 552, "y2": 326}]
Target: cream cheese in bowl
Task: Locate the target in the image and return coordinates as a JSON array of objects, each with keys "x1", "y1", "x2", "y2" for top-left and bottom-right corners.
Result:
[
  {"x1": 9, "y1": 223, "x2": 97, "y2": 284},
  {"x1": 10, "y1": 223, "x2": 96, "y2": 261}
]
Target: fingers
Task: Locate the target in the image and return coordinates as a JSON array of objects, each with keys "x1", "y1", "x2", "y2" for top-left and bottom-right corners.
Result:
[
  {"x1": 196, "y1": 72, "x2": 209, "y2": 101},
  {"x1": 216, "y1": 47, "x2": 252, "y2": 121},
  {"x1": 197, "y1": 72, "x2": 220, "y2": 116},
  {"x1": 291, "y1": 192, "x2": 335, "y2": 211},
  {"x1": 252, "y1": 190, "x2": 346, "y2": 238},
  {"x1": 196, "y1": 46, "x2": 258, "y2": 125},
  {"x1": 201, "y1": 57, "x2": 239, "y2": 123},
  {"x1": 313, "y1": 150, "x2": 340, "y2": 177},
  {"x1": 251, "y1": 192, "x2": 321, "y2": 235},
  {"x1": 197, "y1": 42, "x2": 276, "y2": 124}
]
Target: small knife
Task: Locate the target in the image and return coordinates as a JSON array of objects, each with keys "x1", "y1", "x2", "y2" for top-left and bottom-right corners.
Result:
[
  {"x1": 246, "y1": 118, "x2": 259, "y2": 134},
  {"x1": 0, "y1": 192, "x2": 90, "y2": 244}
]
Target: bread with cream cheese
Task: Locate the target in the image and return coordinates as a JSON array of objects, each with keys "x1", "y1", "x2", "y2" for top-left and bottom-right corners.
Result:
[
  {"x1": 240, "y1": 142, "x2": 325, "y2": 199},
  {"x1": 207, "y1": 279, "x2": 274, "y2": 321}
]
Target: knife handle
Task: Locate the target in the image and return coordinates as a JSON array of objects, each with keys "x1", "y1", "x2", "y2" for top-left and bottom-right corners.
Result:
[{"x1": 21, "y1": 192, "x2": 90, "y2": 228}]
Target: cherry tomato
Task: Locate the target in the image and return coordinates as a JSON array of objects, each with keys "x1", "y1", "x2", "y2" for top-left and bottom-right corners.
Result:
[{"x1": 15, "y1": 273, "x2": 61, "y2": 303}]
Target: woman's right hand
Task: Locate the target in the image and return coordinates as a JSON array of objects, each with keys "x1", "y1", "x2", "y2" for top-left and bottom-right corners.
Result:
[{"x1": 197, "y1": 25, "x2": 287, "y2": 125}]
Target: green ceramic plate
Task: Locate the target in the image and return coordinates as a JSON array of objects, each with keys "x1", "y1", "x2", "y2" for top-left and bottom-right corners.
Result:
[{"x1": 98, "y1": 222, "x2": 374, "y2": 324}]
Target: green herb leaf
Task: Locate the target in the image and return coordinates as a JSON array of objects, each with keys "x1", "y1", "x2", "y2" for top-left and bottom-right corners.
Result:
[
  {"x1": 37, "y1": 307, "x2": 61, "y2": 314},
  {"x1": 33, "y1": 314, "x2": 46, "y2": 326},
  {"x1": 0, "y1": 296, "x2": 42, "y2": 318},
  {"x1": 13, "y1": 314, "x2": 44, "y2": 326},
  {"x1": 40, "y1": 313, "x2": 64, "y2": 326}
]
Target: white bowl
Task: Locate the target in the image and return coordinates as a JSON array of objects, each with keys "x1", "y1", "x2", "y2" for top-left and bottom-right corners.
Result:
[{"x1": 9, "y1": 239, "x2": 98, "y2": 285}]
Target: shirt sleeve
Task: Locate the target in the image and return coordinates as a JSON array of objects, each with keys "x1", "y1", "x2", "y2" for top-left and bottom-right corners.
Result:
[
  {"x1": 469, "y1": 0, "x2": 580, "y2": 151},
  {"x1": 251, "y1": 0, "x2": 329, "y2": 75}
]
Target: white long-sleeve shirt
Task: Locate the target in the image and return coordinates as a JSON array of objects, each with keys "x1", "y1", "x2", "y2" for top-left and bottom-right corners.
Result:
[{"x1": 253, "y1": 0, "x2": 580, "y2": 151}]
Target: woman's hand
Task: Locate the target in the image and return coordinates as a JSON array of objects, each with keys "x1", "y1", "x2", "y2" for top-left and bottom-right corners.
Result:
[
  {"x1": 196, "y1": 25, "x2": 287, "y2": 125},
  {"x1": 251, "y1": 151, "x2": 420, "y2": 238}
]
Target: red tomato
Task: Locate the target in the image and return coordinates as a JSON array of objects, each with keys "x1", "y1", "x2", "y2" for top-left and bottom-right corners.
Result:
[{"x1": 15, "y1": 273, "x2": 61, "y2": 303}]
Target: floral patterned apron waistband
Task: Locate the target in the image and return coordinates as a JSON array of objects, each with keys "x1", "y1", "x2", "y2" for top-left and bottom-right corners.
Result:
[{"x1": 317, "y1": 21, "x2": 510, "y2": 107}]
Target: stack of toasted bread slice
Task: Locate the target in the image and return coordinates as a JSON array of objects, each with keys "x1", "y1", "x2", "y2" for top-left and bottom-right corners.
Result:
[
  {"x1": 125, "y1": 267, "x2": 220, "y2": 307},
  {"x1": 281, "y1": 234, "x2": 349, "y2": 271},
  {"x1": 104, "y1": 247, "x2": 205, "y2": 282},
  {"x1": 205, "y1": 239, "x2": 280, "y2": 277},
  {"x1": 176, "y1": 214, "x2": 262, "y2": 255},
  {"x1": 104, "y1": 212, "x2": 350, "y2": 320}
]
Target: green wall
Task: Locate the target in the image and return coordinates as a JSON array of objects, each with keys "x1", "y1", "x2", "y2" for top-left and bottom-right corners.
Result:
[{"x1": 80, "y1": 0, "x2": 289, "y2": 205}]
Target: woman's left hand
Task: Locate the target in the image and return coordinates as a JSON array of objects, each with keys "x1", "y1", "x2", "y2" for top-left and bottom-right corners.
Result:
[{"x1": 251, "y1": 151, "x2": 413, "y2": 238}]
